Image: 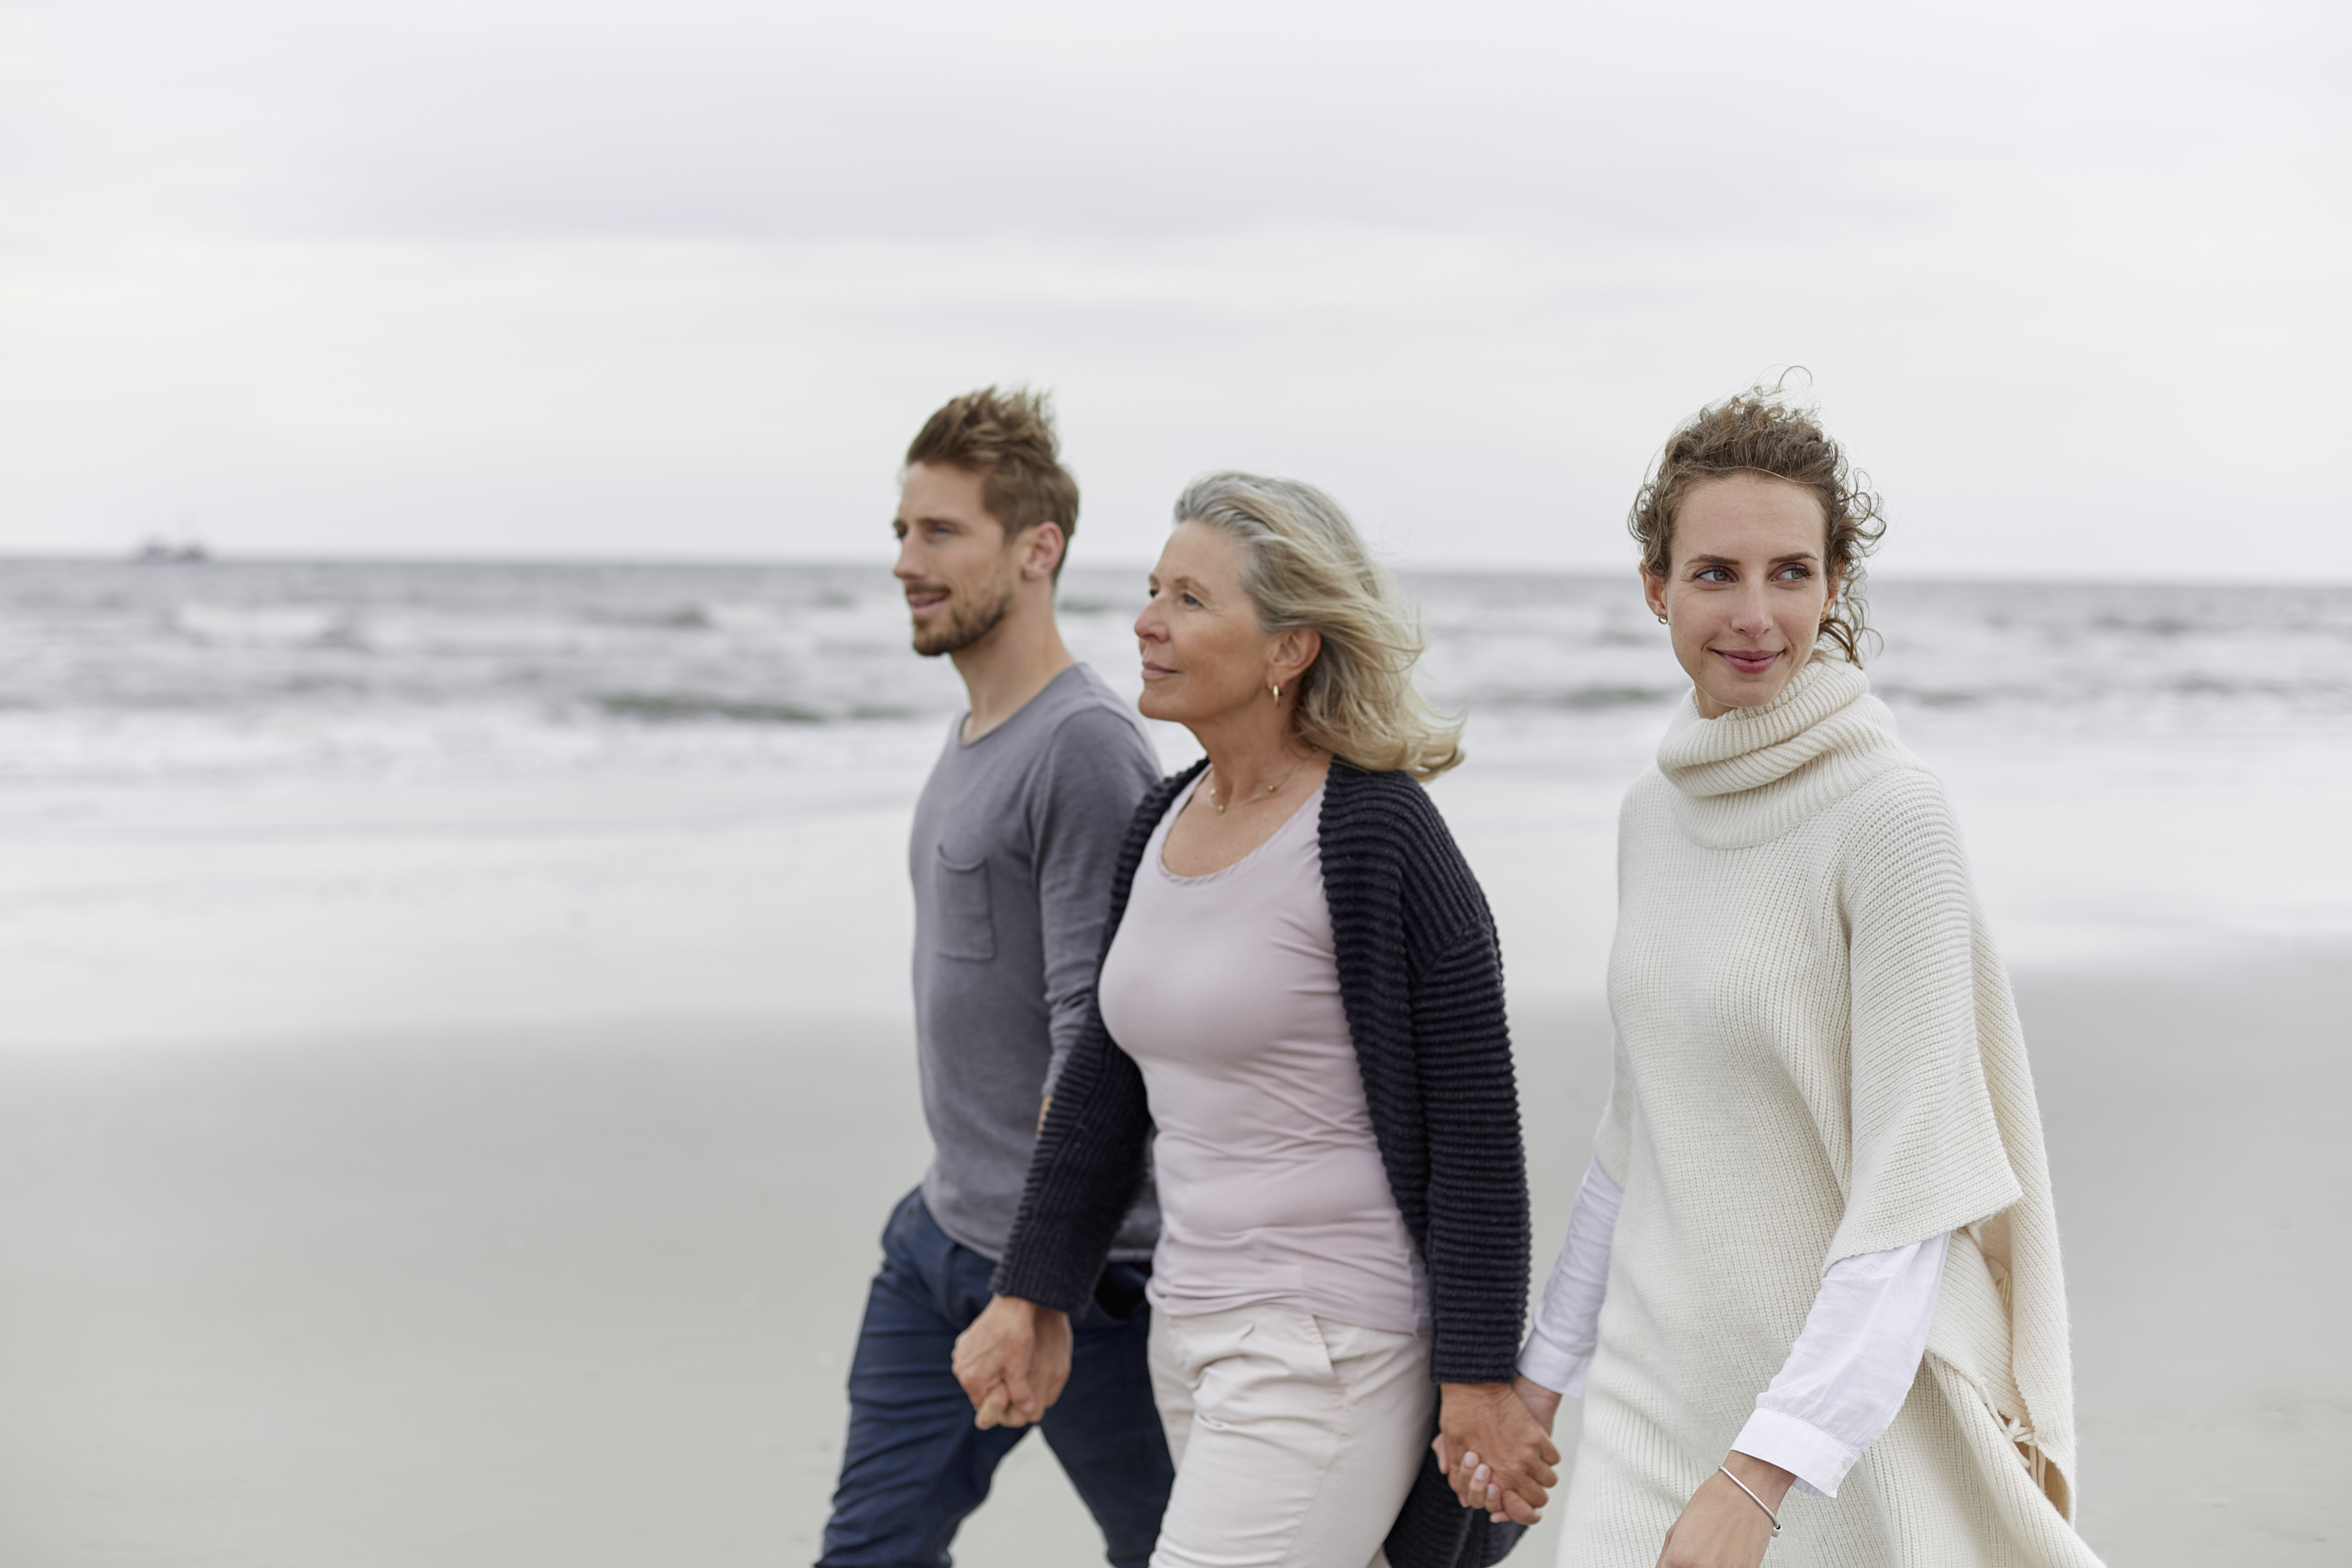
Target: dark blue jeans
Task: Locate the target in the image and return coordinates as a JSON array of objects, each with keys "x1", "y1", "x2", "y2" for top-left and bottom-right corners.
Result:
[{"x1": 816, "y1": 1190, "x2": 1173, "y2": 1568}]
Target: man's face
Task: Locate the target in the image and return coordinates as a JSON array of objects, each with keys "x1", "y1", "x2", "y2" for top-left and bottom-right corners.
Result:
[{"x1": 893, "y1": 462, "x2": 1020, "y2": 658}]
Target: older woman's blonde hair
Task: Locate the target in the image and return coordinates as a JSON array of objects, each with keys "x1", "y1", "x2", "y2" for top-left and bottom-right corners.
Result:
[{"x1": 1173, "y1": 472, "x2": 1463, "y2": 781}]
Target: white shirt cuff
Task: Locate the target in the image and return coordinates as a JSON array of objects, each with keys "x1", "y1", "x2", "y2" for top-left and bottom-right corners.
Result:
[
  {"x1": 1517, "y1": 1326, "x2": 1592, "y2": 1399},
  {"x1": 1732, "y1": 1406, "x2": 1863, "y2": 1499}
]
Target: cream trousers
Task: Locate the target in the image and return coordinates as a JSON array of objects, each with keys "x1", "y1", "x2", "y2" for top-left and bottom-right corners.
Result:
[{"x1": 1148, "y1": 1303, "x2": 1437, "y2": 1568}]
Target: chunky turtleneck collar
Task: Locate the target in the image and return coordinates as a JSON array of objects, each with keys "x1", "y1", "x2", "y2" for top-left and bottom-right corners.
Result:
[{"x1": 1654, "y1": 655, "x2": 1920, "y2": 849}]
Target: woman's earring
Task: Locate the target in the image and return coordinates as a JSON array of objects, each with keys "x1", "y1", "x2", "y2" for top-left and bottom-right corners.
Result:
[
  {"x1": 1655, "y1": 615, "x2": 1668, "y2": 626},
  {"x1": 1271, "y1": 683, "x2": 1282, "y2": 701}
]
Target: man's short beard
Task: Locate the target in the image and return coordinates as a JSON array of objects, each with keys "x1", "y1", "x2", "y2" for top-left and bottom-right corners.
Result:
[{"x1": 911, "y1": 577, "x2": 1017, "y2": 658}]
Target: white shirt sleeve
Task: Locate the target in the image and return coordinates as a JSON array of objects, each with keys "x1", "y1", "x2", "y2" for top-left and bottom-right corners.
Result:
[
  {"x1": 1730, "y1": 1232, "x2": 1952, "y2": 1499},
  {"x1": 1517, "y1": 1156, "x2": 1623, "y2": 1398},
  {"x1": 1522, "y1": 1159, "x2": 1951, "y2": 1501}
]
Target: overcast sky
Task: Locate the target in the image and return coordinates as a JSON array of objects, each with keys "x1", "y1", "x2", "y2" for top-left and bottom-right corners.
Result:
[{"x1": 1, "y1": 0, "x2": 2345, "y2": 576}]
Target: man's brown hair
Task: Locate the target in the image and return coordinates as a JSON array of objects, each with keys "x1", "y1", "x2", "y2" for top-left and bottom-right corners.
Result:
[
  {"x1": 1629, "y1": 387, "x2": 1888, "y2": 663},
  {"x1": 904, "y1": 387, "x2": 1081, "y2": 577}
]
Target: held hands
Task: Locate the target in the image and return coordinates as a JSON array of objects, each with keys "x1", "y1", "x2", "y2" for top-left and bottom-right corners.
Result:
[
  {"x1": 1432, "y1": 1377, "x2": 1561, "y2": 1526},
  {"x1": 951, "y1": 1294, "x2": 1073, "y2": 1429},
  {"x1": 1654, "y1": 1453, "x2": 1794, "y2": 1568}
]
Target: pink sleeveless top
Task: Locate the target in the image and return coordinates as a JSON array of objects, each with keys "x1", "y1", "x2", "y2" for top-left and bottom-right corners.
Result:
[{"x1": 1098, "y1": 776, "x2": 1429, "y2": 1333}]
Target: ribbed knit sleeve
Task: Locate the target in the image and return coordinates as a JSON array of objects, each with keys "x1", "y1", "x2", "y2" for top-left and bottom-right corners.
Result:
[
  {"x1": 1323, "y1": 766, "x2": 1530, "y2": 1385},
  {"x1": 1825, "y1": 768, "x2": 2023, "y2": 1267},
  {"x1": 989, "y1": 764, "x2": 1202, "y2": 1313},
  {"x1": 1405, "y1": 922, "x2": 1532, "y2": 1380},
  {"x1": 1588, "y1": 802, "x2": 1637, "y2": 1188},
  {"x1": 1590, "y1": 1033, "x2": 1633, "y2": 1188}
]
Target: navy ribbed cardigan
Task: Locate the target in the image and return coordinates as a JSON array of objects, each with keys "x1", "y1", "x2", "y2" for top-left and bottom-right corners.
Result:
[{"x1": 992, "y1": 757, "x2": 1532, "y2": 1568}]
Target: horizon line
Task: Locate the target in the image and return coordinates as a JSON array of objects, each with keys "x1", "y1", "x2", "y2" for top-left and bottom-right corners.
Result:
[{"x1": 0, "y1": 548, "x2": 2343, "y2": 592}]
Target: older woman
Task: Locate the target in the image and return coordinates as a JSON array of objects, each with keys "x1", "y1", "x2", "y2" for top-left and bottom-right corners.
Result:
[
  {"x1": 1457, "y1": 394, "x2": 2103, "y2": 1567},
  {"x1": 952, "y1": 473, "x2": 1545, "y2": 1568}
]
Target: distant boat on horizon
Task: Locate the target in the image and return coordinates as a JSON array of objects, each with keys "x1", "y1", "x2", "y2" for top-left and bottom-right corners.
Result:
[{"x1": 133, "y1": 537, "x2": 211, "y2": 564}]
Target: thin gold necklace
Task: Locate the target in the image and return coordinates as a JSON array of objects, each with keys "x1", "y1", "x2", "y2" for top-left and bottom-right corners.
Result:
[{"x1": 1207, "y1": 748, "x2": 1317, "y2": 814}]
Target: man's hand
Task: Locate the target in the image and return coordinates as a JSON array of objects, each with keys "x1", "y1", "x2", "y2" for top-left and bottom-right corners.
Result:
[
  {"x1": 1655, "y1": 1452, "x2": 1793, "y2": 1568},
  {"x1": 1432, "y1": 1380, "x2": 1560, "y2": 1525},
  {"x1": 951, "y1": 1295, "x2": 1072, "y2": 1429}
]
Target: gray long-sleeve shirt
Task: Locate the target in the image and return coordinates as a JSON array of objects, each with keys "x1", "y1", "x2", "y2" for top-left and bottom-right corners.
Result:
[{"x1": 910, "y1": 662, "x2": 1162, "y2": 1264}]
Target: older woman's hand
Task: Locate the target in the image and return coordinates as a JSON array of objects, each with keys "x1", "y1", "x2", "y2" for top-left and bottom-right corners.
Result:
[
  {"x1": 1443, "y1": 1375, "x2": 1564, "y2": 1522},
  {"x1": 951, "y1": 1295, "x2": 1071, "y2": 1429},
  {"x1": 1433, "y1": 1381, "x2": 1559, "y2": 1524}
]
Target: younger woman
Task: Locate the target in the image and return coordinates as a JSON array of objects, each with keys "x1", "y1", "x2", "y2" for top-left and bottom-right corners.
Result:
[{"x1": 1466, "y1": 394, "x2": 2105, "y2": 1567}]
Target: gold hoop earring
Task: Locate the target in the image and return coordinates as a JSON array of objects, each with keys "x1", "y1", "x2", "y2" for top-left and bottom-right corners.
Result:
[{"x1": 1271, "y1": 683, "x2": 1282, "y2": 701}]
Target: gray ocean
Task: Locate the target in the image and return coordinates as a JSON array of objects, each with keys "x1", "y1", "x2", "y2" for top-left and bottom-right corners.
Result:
[{"x1": 3, "y1": 558, "x2": 2347, "y2": 797}]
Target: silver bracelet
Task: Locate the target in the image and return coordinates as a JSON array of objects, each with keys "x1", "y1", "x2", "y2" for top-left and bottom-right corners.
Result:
[{"x1": 1717, "y1": 1466, "x2": 1782, "y2": 1537}]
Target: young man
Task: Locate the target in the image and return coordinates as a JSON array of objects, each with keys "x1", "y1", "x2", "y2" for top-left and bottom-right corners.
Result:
[{"x1": 817, "y1": 388, "x2": 1170, "y2": 1568}]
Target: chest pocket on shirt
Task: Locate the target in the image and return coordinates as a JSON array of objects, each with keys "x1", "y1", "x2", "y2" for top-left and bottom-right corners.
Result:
[{"x1": 933, "y1": 846, "x2": 996, "y2": 962}]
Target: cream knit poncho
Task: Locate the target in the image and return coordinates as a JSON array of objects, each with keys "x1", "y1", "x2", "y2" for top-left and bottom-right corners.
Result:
[{"x1": 1558, "y1": 656, "x2": 2103, "y2": 1567}]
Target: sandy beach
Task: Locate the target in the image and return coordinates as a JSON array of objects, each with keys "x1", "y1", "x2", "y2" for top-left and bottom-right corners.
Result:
[{"x1": 0, "y1": 965, "x2": 2344, "y2": 1565}]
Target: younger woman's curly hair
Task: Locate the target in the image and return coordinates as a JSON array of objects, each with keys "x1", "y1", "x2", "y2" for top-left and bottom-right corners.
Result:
[{"x1": 1629, "y1": 389, "x2": 1888, "y2": 663}]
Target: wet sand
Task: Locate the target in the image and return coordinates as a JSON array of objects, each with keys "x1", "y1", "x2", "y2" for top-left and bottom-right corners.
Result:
[{"x1": 0, "y1": 954, "x2": 2343, "y2": 1565}]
